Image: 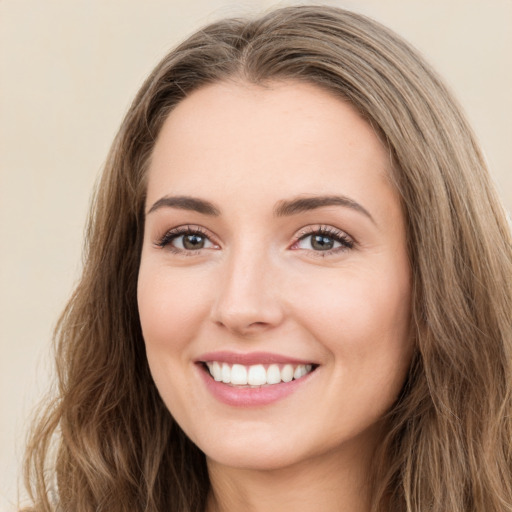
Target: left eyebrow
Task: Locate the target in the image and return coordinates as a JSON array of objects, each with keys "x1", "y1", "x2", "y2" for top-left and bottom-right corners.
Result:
[
  {"x1": 147, "y1": 195, "x2": 221, "y2": 216},
  {"x1": 273, "y1": 195, "x2": 376, "y2": 224}
]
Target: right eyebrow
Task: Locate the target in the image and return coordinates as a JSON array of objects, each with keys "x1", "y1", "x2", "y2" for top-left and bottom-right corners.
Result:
[
  {"x1": 274, "y1": 194, "x2": 376, "y2": 225},
  {"x1": 147, "y1": 195, "x2": 221, "y2": 216}
]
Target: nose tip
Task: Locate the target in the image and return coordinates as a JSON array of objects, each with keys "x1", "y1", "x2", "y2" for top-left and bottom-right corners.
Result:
[
  {"x1": 210, "y1": 259, "x2": 284, "y2": 336},
  {"x1": 211, "y1": 290, "x2": 284, "y2": 336},
  {"x1": 213, "y1": 308, "x2": 279, "y2": 336}
]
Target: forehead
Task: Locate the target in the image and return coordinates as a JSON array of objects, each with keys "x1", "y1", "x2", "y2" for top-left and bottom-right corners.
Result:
[{"x1": 146, "y1": 80, "x2": 396, "y2": 216}]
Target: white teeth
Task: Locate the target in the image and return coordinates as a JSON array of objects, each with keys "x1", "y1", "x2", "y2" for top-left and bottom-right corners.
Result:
[
  {"x1": 294, "y1": 365, "x2": 304, "y2": 379},
  {"x1": 281, "y1": 364, "x2": 294, "y2": 383},
  {"x1": 221, "y1": 363, "x2": 231, "y2": 383},
  {"x1": 212, "y1": 362, "x2": 222, "y2": 381},
  {"x1": 266, "y1": 364, "x2": 281, "y2": 384},
  {"x1": 205, "y1": 361, "x2": 314, "y2": 386},
  {"x1": 248, "y1": 364, "x2": 267, "y2": 385},
  {"x1": 231, "y1": 364, "x2": 247, "y2": 385}
]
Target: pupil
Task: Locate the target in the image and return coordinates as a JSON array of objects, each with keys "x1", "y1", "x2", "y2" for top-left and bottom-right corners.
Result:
[
  {"x1": 312, "y1": 235, "x2": 334, "y2": 250},
  {"x1": 183, "y1": 234, "x2": 204, "y2": 250}
]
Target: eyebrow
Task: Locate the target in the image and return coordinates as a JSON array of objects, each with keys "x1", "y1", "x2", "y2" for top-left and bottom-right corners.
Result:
[
  {"x1": 147, "y1": 196, "x2": 220, "y2": 216},
  {"x1": 274, "y1": 195, "x2": 375, "y2": 224},
  {"x1": 147, "y1": 194, "x2": 374, "y2": 223}
]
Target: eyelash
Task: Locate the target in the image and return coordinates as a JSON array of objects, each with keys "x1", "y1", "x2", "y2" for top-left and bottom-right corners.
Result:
[
  {"x1": 154, "y1": 225, "x2": 354, "y2": 256},
  {"x1": 155, "y1": 225, "x2": 215, "y2": 255},
  {"x1": 293, "y1": 226, "x2": 354, "y2": 256}
]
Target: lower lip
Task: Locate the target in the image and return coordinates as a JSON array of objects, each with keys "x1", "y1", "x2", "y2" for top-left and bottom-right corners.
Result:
[{"x1": 197, "y1": 364, "x2": 315, "y2": 407}]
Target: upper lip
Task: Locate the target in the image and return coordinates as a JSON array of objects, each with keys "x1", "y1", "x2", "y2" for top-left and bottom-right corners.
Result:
[{"x1": 196, "y1": 351, "x2": 317, "y2": 366}]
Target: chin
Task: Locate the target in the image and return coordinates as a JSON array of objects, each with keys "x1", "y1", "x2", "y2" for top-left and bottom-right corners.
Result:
[
  {"x1": 204, "y1": 443, "x2": 308, "y2": 472},
  {"x1": 193, "y1": 415, "x2": 386, "y2": 475},
  {"x1": 189, "y1": 426, "x2": 308, "y2": 471}
]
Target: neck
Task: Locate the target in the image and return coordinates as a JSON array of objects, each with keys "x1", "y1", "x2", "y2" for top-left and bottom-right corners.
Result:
[{"x1": 205, "y1": 435, "x2": 377, "y2": 512}]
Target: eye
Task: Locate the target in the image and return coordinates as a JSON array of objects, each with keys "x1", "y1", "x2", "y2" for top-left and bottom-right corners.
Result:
[
  {"x1": 155, "y1": 226, "x2": 218, "y2": 252},
  {"x1": 292, "y1": 226, "x2": 354, "y2": 253},
  {"x1": 172, "y1": 232, "x2": 214, "y2": 250}
]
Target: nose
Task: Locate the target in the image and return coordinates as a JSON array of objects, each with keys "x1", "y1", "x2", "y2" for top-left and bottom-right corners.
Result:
[{"x1": 210, "y1": 245, "x2": 285, "y2": 336}]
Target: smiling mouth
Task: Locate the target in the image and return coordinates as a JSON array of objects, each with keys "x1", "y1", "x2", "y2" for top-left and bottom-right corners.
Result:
[{"x1": 202, "y1": 361, "x2": 317, "y2": 387}]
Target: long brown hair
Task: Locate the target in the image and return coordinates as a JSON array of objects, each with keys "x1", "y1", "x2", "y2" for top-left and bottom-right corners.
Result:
[{"x1": 21, "y1": 6, "x2": 512, "y2": 512}]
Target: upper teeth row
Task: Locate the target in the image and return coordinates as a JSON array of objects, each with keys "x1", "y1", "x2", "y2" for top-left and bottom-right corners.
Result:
[{"x1": 206, "y1": 362, "x2": 313, "y2": 386}]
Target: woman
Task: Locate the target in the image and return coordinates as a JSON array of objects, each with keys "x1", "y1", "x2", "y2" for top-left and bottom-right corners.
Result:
[{"x1": 22, "y1": 5, "x2": 512, "y2": 512}]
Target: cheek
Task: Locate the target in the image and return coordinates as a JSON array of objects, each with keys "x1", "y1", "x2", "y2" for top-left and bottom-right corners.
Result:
[
  {"x1": 137, "y1": 263, "x2": 213, "y2": 355},
  {"x1": 295, "y1": 269, "x2": 410, "y2": 342},
  {"x1": 291, "y1": 261, "x2": 412, "y2": 399},
  {"x1": 137, "y1": 262, "x2": 216, "y2": 419}
]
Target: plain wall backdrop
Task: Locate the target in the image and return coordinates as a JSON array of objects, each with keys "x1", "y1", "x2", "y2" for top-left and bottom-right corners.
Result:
[{"x1": 1, "y1": 0, "x2": 511, "y2": 509}]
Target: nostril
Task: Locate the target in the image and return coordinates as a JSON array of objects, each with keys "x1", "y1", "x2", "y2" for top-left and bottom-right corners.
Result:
[
  {"x1": 247, "y1": 321, "x2": 268, "y2": 328},
  {"x1": 213, "y1": 315, "x2": 275, "y2": 336}
]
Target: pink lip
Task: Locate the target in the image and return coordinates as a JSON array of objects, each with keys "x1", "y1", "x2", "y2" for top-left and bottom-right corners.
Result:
[
  {"x1": 196, "y1": 351, "x2": 315, "y2": 366},
  {"x1": 195, "y1": 352, "x2": 318, "y2": 407}
]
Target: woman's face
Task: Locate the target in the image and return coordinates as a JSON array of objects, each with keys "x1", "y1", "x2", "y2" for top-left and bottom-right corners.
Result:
[{"x1": 138, "y1": 81, "x2": 412, "y2": 471}]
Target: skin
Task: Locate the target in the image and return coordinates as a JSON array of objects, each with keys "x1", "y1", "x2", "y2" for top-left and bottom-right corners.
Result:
[{"x1": 137, "y1": 80, "x2": 413, "y2": 512}]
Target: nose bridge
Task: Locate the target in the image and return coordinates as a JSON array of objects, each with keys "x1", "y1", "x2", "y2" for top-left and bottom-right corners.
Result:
[{"x1": 211, "y1": 238, "x2": 283, "y2": 333}]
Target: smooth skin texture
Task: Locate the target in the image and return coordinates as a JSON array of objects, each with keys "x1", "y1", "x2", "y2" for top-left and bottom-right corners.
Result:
[{"x1": 138, "y1": 81, "x2": 412, "y2": 512}]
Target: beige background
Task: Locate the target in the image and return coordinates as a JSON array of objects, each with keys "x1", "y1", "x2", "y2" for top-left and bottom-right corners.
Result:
[{"x1": 1, "y1": 0, "x2": 510, "y2": 509}]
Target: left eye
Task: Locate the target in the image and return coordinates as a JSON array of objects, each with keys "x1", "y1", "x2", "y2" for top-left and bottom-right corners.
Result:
[
  {"x1": 294, "y1": 230, "x2": 353, "y2": 252},
  {"x1": 296, "y1": 234, "x2": 341, "y2": 251},
  {"x1": 171, "y1": 233, "x2": 215, "y2": 250}
]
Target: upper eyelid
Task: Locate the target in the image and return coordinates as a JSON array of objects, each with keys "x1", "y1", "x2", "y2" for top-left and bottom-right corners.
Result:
[
  {"x1": 159, "y1": 224, "x2": 212, "y2": 236},
  {"x1": 294, "y1": 225, "x2": 354, "y2": 241},
  {"x1": 154, "y1": 225, "x2": 218, "y2": 247}
]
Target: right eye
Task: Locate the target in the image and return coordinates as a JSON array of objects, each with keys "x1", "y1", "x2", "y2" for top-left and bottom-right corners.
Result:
[
  {"x1": 156, "y1": 226, "x2": 219, "y2": 253},
  {"x1": 171, "y1": 233, "x2": 215, "y2": 250}
]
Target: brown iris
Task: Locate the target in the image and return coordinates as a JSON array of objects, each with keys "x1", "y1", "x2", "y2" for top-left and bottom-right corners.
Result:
[
  {"x1": 182, "y1": 234, "x2": 206, "y2": 250},
  {"x1": 310, "y1": 234, "x2": 335, "y2": 250}
]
